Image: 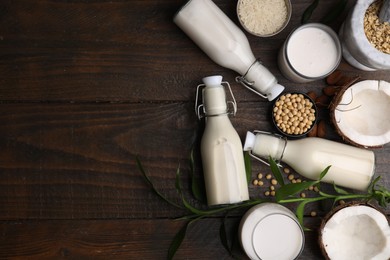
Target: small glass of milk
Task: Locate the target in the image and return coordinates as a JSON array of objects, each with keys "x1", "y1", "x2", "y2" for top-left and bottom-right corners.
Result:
[
  {"x1": 239, "y1": 203, "x2": 305, "y2": 260},
  {"x1": 278, "y1": 23, "x2": 342, "y2": 83}
]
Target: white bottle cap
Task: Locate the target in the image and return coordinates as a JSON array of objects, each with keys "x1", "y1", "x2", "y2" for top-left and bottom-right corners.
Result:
[
  {"x1": 266, "y1": 83, "x2": 284, "y2": 101},
  {"x1": 243, "y1": 131, "x2": 256, "y2": 151},
  {"x1": 244, "y1": 61, "x2": 285, "y2": 101},
  {"x1": 202, "y1": 75, "x2": 223, "y2": 86}
]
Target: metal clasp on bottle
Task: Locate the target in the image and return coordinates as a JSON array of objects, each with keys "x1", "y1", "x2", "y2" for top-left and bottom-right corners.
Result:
[
  {"x1": 246, "y1": 130, "x2": 286, "y2": 167},
  {"x1": 195, "y1": 81, "x2": 237, "y2": 120},
  {"x1": 235, "y1": 59, "x2": 268, "y2": 99}
]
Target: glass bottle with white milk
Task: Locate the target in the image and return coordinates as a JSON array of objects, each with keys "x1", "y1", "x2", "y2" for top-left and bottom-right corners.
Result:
[
  {"x1": 244, "y1": 131, "x2": 375, "y2": 191},
  {"x1": 196, "y1": 76, "x2": 249, "y2": 206},
  {"x1": 174, "y1": 0, "x2": 284, "y2": 101}
]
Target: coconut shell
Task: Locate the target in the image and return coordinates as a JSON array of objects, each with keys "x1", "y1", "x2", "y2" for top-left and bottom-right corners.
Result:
[
  {"x1": 318, "y1": 201, "x2": 390, "y2": 260},
  {"x1": 329, "y1": 79, "x2": 389, "y2": 148}
]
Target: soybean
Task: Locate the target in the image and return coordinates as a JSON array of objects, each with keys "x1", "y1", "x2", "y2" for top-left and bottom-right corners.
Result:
[{"x1": 273, "y1": 93, "x2": 316, "y2": 135}]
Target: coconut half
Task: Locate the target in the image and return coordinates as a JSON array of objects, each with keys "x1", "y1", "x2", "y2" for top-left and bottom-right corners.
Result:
[
  {"x1": 331, "y1": 80, "x2": 390, "y2": 148},
  {"x1": 319, "y1": 202, "x2": 390, "y2": 260}
]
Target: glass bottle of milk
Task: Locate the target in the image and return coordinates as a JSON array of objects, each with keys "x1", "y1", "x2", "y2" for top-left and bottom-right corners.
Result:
[
  {"x1": 244, "y1": 131, "x2": 375, "y2": 191},
  {"x1": 196, "y1": 76, "x2": 249, "y2": 206},
  {"x1": 174, "y1": 0, "x2": 284, "y2": 101}
]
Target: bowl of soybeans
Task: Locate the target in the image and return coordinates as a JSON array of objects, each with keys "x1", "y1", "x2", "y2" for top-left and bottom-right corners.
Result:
[{"x1": 272, "y1": 92, "x2": 317, "y2": 138}]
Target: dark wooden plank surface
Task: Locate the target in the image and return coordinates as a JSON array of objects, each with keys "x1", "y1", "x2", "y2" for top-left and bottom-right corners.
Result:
[
  {"x1": 0, "y1": 218, "x2": 325, "y2": 259},
  {"x1": 0, "y1": 0, "x2": 389, "y2": 259}
]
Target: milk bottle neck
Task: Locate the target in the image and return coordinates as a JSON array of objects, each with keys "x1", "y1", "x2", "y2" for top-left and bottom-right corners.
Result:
[
  {"x1": 203, "y1": 85, "x2": 228, "y2": 117},
  {"x1": 236, "y1": 60, "x2": 285, "y2": 101},
  {"x1": 244, "y1": 132, "x2": 287, "y2": 163},
  {"x1": 196, "y1": 75, "x2": 237, "y2": 119}
]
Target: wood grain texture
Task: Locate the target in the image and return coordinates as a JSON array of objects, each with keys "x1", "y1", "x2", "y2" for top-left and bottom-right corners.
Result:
[
  {"x1": 0, "y1": 219, "x2": 324, "y2": 259},
  {"x1": 0, "y1": 0, "x2": 389, "y2": 259}
]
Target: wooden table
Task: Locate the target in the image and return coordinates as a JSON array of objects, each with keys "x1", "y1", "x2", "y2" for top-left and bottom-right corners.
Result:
[{"x1": 0, "y1": 0, "x2": 389, "y2": 259}]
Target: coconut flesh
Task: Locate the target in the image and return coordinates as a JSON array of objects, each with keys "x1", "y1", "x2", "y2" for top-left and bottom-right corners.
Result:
[
  {"x1": 332, "y1": 80, "x2": 390, "y2": 147},
  {"x1": 320, "y1": 204, "x2": 390, "y2": 260}
]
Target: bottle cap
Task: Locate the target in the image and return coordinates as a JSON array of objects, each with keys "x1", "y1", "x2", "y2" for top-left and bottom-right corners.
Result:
[
  {"x1": 243, "y1": 132, "x2": 286, "y2": 162},
  {"x1": 243, "y1": 131, "x2": 256, "y2": 151},
  {"x1": 238, "y1": 60, "x2": 285, "y2": 101},
  {"x1": 202, "y1": 75, "x2": 223, "y2": 86},
  {"x1": 266, "y1": 83, "x2": 284, "y2": 101}
]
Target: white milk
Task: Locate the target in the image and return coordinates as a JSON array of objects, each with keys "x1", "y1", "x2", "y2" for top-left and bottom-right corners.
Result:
[
  {"x1": 287, "y1": 27, "x2": 339, "y2": 77},
  {"x1": 239, "y1": 203, "x2": 304, "y2": 260},
  {"x1": 278, "y1": 23, "x2": 341, "y2": 83},
  {"x1": 244, "y1": 132, "x2": 375, "y2": 191},
  {"x1": 174, "y1": 0, "x2": 284, "y2": 100},
  {"x1": 197, "y1": 76, "x2": 249, "y2": 206}
]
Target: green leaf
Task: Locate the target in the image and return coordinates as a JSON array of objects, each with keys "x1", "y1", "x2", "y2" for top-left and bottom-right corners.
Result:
[
  {"x1": 191, "y1": 178, "x2": 206, "y2": 203},
  {"x1": 189, "y1": 150, "x2": 206, "y2": 202},
  {"x1": 333, "y1": 183, "x2": 350, "y2": 195},
  {"x1": 379, "y1": 189, "x2": 390, "y2": 207},
  {"x1": 320, "y1": 0, "x2": 348, "y2": 24},
  {"x1": 189, "y1": 149, "x2": 195, "y2": 174},
  {"x1": 276, "y1": 181, "x2": 318, "y2": 202},
  {"x1": 269, "y1": 157, "x2": 285, "y2": 186},
  {"x1": 136, "y1": 156, "x2": 154, "y2": 188},
  {"x1": 136, "y1": 156, "x2": 184, "y2": 209},
  {"x1": 168, "y1": 221, "x2": 190, "y2": 260},
  {"x1": 296, "y1": 200, "x2": 309, "y2": 228},
  {"x1": 180, "y1": 195, "x2": 243, "y2": 216},
  {"x1": 244, "y1": 151, "x2": 252, "y2": 184},
  {"x1": 301, "y1": 0, "x2": 319, "y2": 24},
  {"x1": 319, "y1": 165, "x2": 331, "y2": 180},
  {"x1": 181, "y1": 196, "x2": 207, "y2": 215},
  {"x1": 318, "y1": 191, "x2": 334, "y2": 198},
  {"x1": 175, "y1": 164, "x2": 182, "y2": 195},
  {"x1": 296, "y1": 197, "x2": 325, "y2": 228},
  {"x1": 368, "y1": 176, "x2": 381, "y2": 194},
  {"x1": 219, "y1": 217, "x2": 231, "y2": 255},
  {"x1": 372, "y1": 186, "x2": 390, "y2": 207}
]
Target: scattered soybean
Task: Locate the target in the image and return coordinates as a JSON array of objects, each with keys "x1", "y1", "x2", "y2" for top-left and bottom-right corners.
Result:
[{"x1": 273, "y1": 93, "x2": 316, "y2": 136}]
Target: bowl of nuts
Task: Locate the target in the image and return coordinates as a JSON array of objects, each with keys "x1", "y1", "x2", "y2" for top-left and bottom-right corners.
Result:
[{"x1": 272, "y1": 92, "x2": 317, "y2": 138}]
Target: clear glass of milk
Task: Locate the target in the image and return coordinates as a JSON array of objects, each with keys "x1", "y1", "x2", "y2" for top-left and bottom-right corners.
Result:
[
  {"x1": 239, "y1": 203, "x2": 305, "y2": 260},
  {"x1": 278, "y1": 23, "x2": 342, "y2": 83}
]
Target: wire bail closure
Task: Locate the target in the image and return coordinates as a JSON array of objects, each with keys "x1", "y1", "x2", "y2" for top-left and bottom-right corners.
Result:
[
  {"x1": 195, "y1": 81, "x2": 237, "y2": 120},
  {"x1": 246, "y1": 130, "x2": 286, "y2": 167},
  {"x1": 235, "y1": 59, "x2": 268, "y2": 99}
]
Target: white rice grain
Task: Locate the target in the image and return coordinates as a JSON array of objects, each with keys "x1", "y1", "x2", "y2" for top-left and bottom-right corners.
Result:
[{"x1": 238, "y1": 0, "x2": 288, "y2": 36}]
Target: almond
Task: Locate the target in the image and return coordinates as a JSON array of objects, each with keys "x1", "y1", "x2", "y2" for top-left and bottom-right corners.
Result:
[
  {"x1": 326, "y1": 70, "x2": 360, "y2": 87},
  {"x1": 306, "y1": 91, "x2": 317, "y2": 101},
  {"x1": 323, "y1": 86, "x2": 341, "y2": 97},
  {"x1": 326, "y1": 70, "x2": 343, "y2": 85},
  {"x1": 307, "y1": 123, "x2": 318, "y2": 137},
  {"x1": 315, "y1": 95, "x2": 330, "y2": 108},
  {"x1": 317, "y1": 120, "x2": 326, "y2": 138}
]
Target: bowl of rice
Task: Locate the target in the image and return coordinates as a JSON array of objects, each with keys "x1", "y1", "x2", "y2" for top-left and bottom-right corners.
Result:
[{"x1": 237, "y1": 0, "x2": 292, "y2": 37}]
